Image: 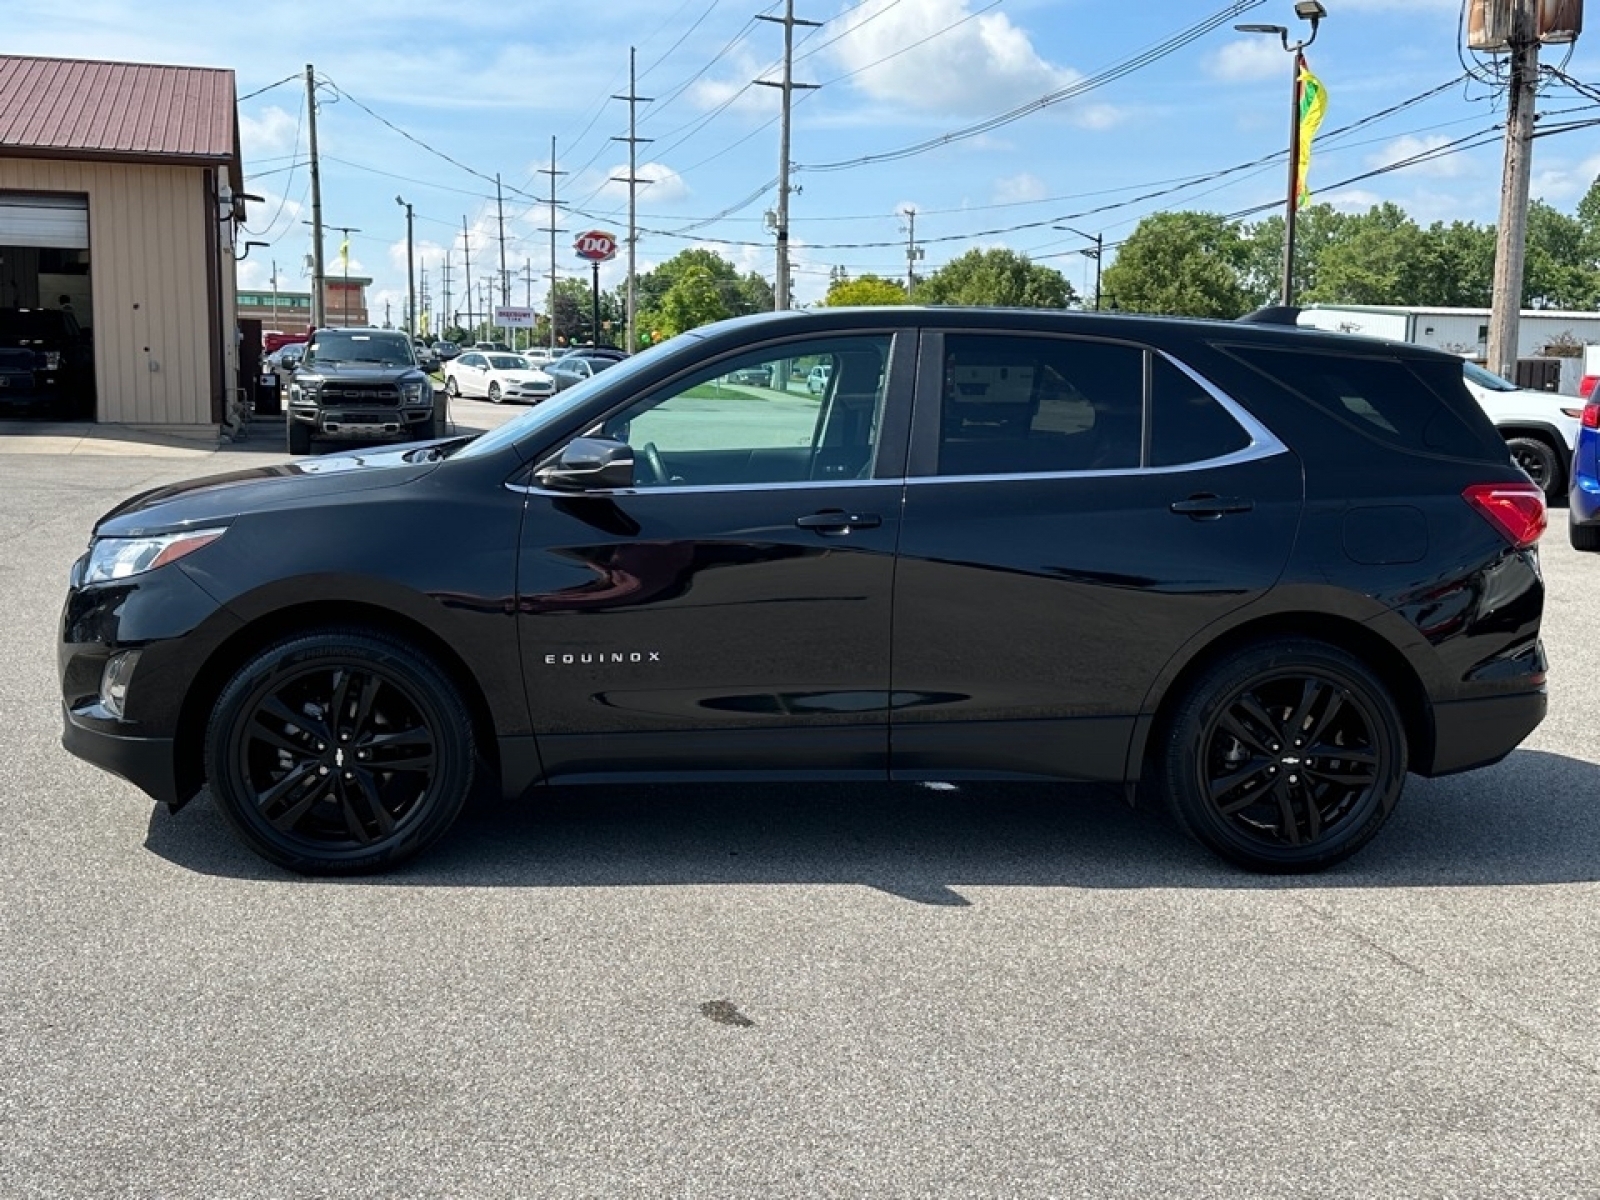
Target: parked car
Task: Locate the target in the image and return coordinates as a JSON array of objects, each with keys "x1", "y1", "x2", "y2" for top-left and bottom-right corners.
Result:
[
  {"x1": 264, "y1": 344, "x2": 304, "y2": 375},
  {"x1": 432, "y1": 341, "x2": 461, "y2": 362},
  {"x1": 1570, "y1": 400, "x2": 1600, "y2": 549},
  {"x1": 726, "y1": 364, "x2": 774, "y2": 387},
  {"x1": 546, "y1": 353, "x2": 622, "y2": 392},
  {"x1": 443, "y1": 352, "x2": 553, "y2": 403},
  {"x1": 59, "y1": 308, "x2": 1547, "y2": 877},
  {"x1": 472, "y1": 340, "x2": 511, "y2": 353},
  {"x1": 0, "y1": 306, "x2": 91, "y2": 417},
  {"x1": 283, "y1": 326, "x2": 441, "y2": 454},
  {"x1": 1461, "y1": 361, "x2": 1583, "y2": 502}
]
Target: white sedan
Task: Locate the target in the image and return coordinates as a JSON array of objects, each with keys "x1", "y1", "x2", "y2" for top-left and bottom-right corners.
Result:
[{"x1": 443, "y1": 351, "x2": 556, "y2": 404}]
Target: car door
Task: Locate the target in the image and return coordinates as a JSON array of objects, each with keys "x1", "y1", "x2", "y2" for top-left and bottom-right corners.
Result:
[
  {"x1": 515, "y1": 330, "x2": 915, "y2": 781},
  {"x1": 456, "y1": 353, "x2": 486, "y2": 396},
  {"x1": 890, "y1": 328, "x2": 1303, "y2": 782}
]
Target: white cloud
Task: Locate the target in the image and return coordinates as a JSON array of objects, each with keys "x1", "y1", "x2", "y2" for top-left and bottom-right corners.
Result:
[
  {"x1": 1367, "y1": 135, "x2": 1470, "y2": 180},
  {"x1": 1532, "y1": 152, "x2": 1600, "y2": 204},
  {"x1": 239, "y1": 104, "x2": 300, "y2": 163},
  {"x1": 1207, "y1": 39, "x2": 1291, "y2": 84},
  {"x1": 826, "y1": 0, "x2": 1074, "y2": 116},
  {"x1": 594, "y1": 162, "x2": 690, "y2": 206},
  {"x1": 1319, "y1": 188, "x2": 1385, "y2": 212},
  {"x1": 992, "y1": 173, "x2": 1047, "y2": 204}
]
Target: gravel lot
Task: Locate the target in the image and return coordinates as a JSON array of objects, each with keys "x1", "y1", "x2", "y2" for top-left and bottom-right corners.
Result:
[{"x1": 3, "y1": 414, "x2": 1599, "y2": 1197}]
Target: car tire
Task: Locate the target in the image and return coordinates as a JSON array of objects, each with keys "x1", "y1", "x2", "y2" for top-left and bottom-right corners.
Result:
[
  {"x1": 445, "y1": 376, "x2": 460, "y2": 398},
  {"x1": 487, "y1": 382, "x2": 502, "y2": 404},
  {"x1": 204, "y1": 630, "x2": 476, "y2": 875},
  {"x1": 1505, "y1": 435, "x2": 1563, "y2": 502},
  {"x1": 1570, "y1": 511, "x2": 1600, "y2": 551},
  {"x1": 287, "y1": 421, "x2": 312, "y2": 455},
  {"x1": 1153, "y1": 638, "x2": 1407, "y2": 873}
]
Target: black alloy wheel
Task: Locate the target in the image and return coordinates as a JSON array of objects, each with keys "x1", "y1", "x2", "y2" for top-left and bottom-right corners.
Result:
[
  {"x1": 1505, "y1": 435, "x2": 1562, "y2": 503},
  {"x1": 205, "y1": 631, "x2": 474, "y2": 874},
  {"x1": 1155, "y1": 638, "x2": 1407, "y2": 873}
]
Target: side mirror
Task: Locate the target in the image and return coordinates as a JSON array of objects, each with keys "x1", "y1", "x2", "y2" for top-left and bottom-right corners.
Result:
[{"x1": 536, "y1": 436, "x2": 636, "y2": 491}]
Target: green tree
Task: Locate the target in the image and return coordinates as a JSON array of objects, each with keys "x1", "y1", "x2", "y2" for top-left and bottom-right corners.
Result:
[
  {"x1": 1523, "y1": 201, "x2": 1590, "y2": 308},
  {"x1": 631, "y1": 249, "x2": 770, "y2": 337},
  {"x1": 552, "y1": 277, "x2": 622, "y2": 346},
  {"x1": 912, "y1": 248, "x2": 1073, "y2": 308},
  {"x1": 657, "y1": 266, "x2": 730, "y2": 336},
  {"x1": 1100, "y1": 211, "x2": 1249, "y2": 318},
  {"x1": 822, "y1": 274, "x2": 907, "y2": 306},
  {"x1": 1302, "y1": 202, "x2": 1435, "y2": 305},
  {"x1": 1240, "y1": 204, "x2": 1348, "y2": 308}
]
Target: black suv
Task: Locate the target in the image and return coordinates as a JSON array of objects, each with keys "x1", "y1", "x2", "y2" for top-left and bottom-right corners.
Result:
[
  {"x1": 285, "y1": 326, "x2": 441, "y2": 454},
  {"x1": 0, "y1": 306, "x2": 90, "y2": 417},
  {"x1": 60, "y1": 308, "x2": 1547, "y2": 875}
]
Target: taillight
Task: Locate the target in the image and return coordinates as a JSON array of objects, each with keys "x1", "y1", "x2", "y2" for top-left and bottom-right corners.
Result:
[
  {"x1": 1463, "y1": 482, "x2": 1546, "y2": 548},
  {"x1": 1581, "y1": 375, "x2": 1600, "y2": 400},
  {"x1": 1584, "y1": 403, "x2": 1600, "y2": 429}
]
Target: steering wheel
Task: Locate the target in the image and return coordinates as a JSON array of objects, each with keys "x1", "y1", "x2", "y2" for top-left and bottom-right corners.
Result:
[{"x1": 640, "y1": 441, "x2": 669, "y2": 486}]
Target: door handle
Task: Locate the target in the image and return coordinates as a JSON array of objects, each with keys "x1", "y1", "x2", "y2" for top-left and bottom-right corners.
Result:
[
  {"x1": 796, "y1": 510, "x2": 882, "y2": 534},
  {"x1": 1170, "y1": 494, "x2": 1254, "y2": 520}
]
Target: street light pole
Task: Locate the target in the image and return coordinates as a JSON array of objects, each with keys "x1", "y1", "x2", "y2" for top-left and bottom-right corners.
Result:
[
  {"x1": 1054, "y1": 225, "x2": 1103, "y2": 310},
  {"x1": 396, "y1": 197, "x2": 415, "y2": 339},
  {"x1": 1237, "y1": 1, "x2": 1326, "y2": 307}
]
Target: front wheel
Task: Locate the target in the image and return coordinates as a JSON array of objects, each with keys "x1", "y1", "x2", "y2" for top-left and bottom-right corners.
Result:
[
  {"x1": 204, "y1": 630, "x2": 476, "y2": 875},
  {"x1": 1153, "y1": 638, "x2": 1407, "y2": 873},
  {"x1": 487, "y1": 381, "x2": 502, "y2": 403}
]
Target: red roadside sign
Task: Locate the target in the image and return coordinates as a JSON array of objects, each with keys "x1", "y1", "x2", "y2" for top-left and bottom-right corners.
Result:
[{"x1": 574, "y1": 230, "x2": 618, "y2": 263}]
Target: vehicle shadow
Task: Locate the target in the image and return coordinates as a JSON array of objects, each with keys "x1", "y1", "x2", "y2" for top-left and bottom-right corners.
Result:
[{"x1": 143, "y1": 748, "x2": 1600, "y2": 901}]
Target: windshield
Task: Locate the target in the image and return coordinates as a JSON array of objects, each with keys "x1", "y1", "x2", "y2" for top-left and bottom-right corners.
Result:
[
  {"x1": 1462, "y1": 361, "x2": 1518, "y2": 392},
  {"x1": 452, "y1": 343, "x2": 678, "y2": 461},
  {"x1": 487, "y1": 354, "x2": 529, "y2": 370},
  {"x1": 305, "y1": 331, "x2": 415, "y2": 367}
]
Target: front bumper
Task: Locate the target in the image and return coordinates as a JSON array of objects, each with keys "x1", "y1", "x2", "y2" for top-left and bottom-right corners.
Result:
[
  {"x1": 62, "y1": 703, "x2": 180, "y2": 807},
  {"x1": 289, "y1": 404, "x2": 434, "y2": 439}
]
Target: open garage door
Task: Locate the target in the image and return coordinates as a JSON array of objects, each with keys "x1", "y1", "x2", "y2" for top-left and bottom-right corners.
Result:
[
  {"x1": 0, "y1": 192, "x2": 93, "y2": 420},
  {"x1": 0, "y1": 193, "x2": 89, "y2": 248}
]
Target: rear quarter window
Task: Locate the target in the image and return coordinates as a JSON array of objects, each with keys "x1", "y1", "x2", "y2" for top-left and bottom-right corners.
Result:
[{"x1": 1217, "y1": 344, "x2": 1503, "y2": 461}]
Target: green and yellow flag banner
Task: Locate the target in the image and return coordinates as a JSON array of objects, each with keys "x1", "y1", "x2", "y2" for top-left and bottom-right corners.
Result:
[
  {"x1": 338, "y1": 237, "x2": 350, "y2": 269},
  {"x1": 1296, "y1": 54, "x2": 1328, "y2": 207}
]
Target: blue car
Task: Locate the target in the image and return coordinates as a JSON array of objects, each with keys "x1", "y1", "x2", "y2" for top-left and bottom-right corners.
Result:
[{"x1": 1572, "y1": 401, "x2": 1600, "y2": 549}]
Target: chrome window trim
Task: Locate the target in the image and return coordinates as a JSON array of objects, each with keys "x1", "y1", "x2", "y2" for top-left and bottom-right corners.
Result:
[
  {"x1": 912, "y1": 344, "x2": 1290, "y2": 484},
  {"x1": 505, "y1": 477, "x2": 906, "y2": 498}
]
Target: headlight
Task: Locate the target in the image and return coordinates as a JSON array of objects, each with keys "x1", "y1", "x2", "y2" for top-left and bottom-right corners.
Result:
[
  {"x1": 402, "y1": 382, "x2": 426, "y2": 403},
  {"x1": 84, "y1": 528, "x2": 227, "y2": 584},
  {"x1": 44, "y1": 350, "x2": 62, "y2": 369}
]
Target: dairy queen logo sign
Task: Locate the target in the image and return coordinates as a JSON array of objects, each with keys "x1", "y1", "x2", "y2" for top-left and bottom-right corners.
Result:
[{"x1": 574, "y1": 230, "x2": 618, "y2": 263}]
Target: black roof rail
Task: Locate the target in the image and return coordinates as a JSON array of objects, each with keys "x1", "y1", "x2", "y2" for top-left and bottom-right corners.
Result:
[{"x1": 1236, "y1": 305, "x2": 1303, "y2": 326}]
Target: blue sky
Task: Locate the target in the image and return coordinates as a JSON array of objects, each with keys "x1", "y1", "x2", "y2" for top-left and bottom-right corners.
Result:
[{"x1": 14, "y1": 0, "x2": 1600, "y2": 323}]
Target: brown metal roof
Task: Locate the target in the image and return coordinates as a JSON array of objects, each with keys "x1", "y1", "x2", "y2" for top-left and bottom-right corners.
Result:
[{"x1": 0, "y1": 55, "x2": 237, "y2": 163}]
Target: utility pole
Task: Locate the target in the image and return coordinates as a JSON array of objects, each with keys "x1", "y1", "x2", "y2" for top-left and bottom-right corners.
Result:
[
  {"x1": 1488, "y1": 0, "x2": 1540, "y2": 381},
  {"x1": 270, "y1": 259, "x2": 280, "y2": 330},
  {"x1": 538, "y1": 137, "x2": 567, "y2": 355},
  {"x1": 322, "y1": 224, "x2": 361, "y2": 324},
  {"x1": 440, "y1": 252, "x2": 452, "y2": 338},
  {"x1": 304, "y1": 64, "x2": 326, "y2": 328},
  {"x1": 756, "y1": 0, "x2": 819, "y2": 311},
  {"x1": 461, "y1": 216, "x2": 473, "y2": 342},
  {"x1": 495, "y1": 174, "x2": 509, "y2": 345},
  {"x1": 396, "y1": 196, "x2": 415, "y2": 337},
  {"x1": 419, "y1": 264, "x2": 430, "y2": 338},
  {"x1": 612, "y1": 47, "x2": 653, "y2": 351},
  {"x1": 901, "y1": 207, "x2": 923, "y2": 296},
  {"x1": 522, "y1": 258, "x2": 535, "y2": 352}
]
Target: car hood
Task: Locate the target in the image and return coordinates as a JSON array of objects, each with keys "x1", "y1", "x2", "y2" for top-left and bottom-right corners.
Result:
[
  {"x1": 296, "y1": 361, "x2": 429, "y2": 383},
  {"x1": 94, "y1": 444, "x2": 444, "y2": 538}
]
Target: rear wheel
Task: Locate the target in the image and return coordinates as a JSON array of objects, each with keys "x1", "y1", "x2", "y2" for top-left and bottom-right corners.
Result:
[
  {"x1": 204, "y1": 630, "x2": 475, "y2": 875},
  {"x1": 286, "y1": 420, "x2": 312, "y2": 455},
  {"x1": 1154, "y1": 638, "x2": 1407, "y2": 873},
  {"x1": 1505, "y1": 435, "x2": 1563, "y2": 503}
]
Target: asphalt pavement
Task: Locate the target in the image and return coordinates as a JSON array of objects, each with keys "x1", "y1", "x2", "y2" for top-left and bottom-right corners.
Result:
[{"x1": 3, "y1": 415, "x2": 1599, "y2": 1197}]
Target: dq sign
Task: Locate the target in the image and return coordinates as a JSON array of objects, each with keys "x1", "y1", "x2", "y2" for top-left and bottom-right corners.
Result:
[{"x1": 574, "y1": 230, "x2": 618, "y2": 263}]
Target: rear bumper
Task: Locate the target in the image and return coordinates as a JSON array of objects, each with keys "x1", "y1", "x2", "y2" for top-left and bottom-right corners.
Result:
[
  {"x1": 61, "y1": 703, "x2": 180, "y2": 808},
  {"x1": 1422, "y1": 688, "x2": 1547, "y2": 776}
]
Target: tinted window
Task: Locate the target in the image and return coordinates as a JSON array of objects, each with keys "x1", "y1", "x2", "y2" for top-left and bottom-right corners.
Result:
[
  {"x1": 1150, "y1": 357, "x2": 1251, "y2": 466},
  {"x1": 306, "y1": 331, "x2": 413, "y2": 366},
  {"x1": 1224, "y1": 345, "x2": 1495, "y2": 459},
  {"x1": 937, "y1": 334, "x2": 1143, "y2": 475},
  {"x1": 589, "y1": 335, "x2": 892, "y2": 487}
]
